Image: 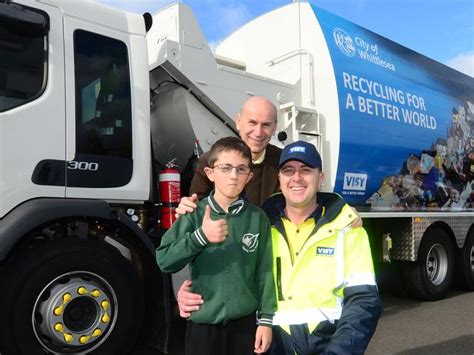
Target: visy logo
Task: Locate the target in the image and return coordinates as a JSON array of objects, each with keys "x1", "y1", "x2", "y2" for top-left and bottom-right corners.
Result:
[
  {"x1": 290, "y1": 146, "x2": 306, "y2": 153},
  {"x1": 333, "y1": 27, "x2": 355, "y2": 57},
  {"x1": 316, "y1": 247, "x2": 335, "y2": 256},
  {"x1": 343, "y1": 173, "x2": 367, "y2": 191}
]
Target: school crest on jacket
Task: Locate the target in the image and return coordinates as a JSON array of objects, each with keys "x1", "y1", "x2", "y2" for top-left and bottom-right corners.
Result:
[{"x1": 242, "y1": 233, "x2": 259, "y2": 253}]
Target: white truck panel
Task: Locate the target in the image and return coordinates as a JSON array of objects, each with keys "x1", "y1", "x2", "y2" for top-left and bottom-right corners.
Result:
[
  {"x1": 0, "y1": 2, "x2": 65, "y2": 218},
  {"x1": 147, "y1": 4, "x2": 298, "y2": 132},
  {"x1": 216, "y1": 3, "x2": 340, "y2": 189},
  {"x1": 39, "y1": 0, "x2": 146, "y2": 35}
]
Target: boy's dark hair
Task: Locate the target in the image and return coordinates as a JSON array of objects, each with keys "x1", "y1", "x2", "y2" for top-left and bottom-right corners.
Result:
[{"x1": 208, "y1": 137, "x2": 252, "y2": 167}]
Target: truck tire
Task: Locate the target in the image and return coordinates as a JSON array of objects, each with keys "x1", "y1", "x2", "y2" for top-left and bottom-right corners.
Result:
[
  {"x1": 0, "y1": 238, "x2": 144, "y2": 355},
  {"x1": 457, "y1": 230, "x2": 474, "y2": 290},
  {"x1": 402, "y1": 227, "x2": 454, "y2": 301}
]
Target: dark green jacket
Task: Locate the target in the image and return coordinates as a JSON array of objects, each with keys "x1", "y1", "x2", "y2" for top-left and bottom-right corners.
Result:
[{"x1": 156, "y1": 192, "x2": 276, "y2": 326}]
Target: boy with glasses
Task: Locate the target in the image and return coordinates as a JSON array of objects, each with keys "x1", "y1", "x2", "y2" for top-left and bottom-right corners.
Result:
[{"x1": 156, "y1": 137, "x2": 275, "y2": 355}]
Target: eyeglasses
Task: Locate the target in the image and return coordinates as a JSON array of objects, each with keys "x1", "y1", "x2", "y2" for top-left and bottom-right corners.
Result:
[
  {"x1": 213, "y1": 164, "x2": 251, "y2": 175},
  {"x1": 279, "y1": 165, "x2": 315, "y2": 177}
]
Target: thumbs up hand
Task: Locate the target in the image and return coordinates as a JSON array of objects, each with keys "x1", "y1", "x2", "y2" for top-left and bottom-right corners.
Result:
[{"x1": 202, "y1": 205, "x2": 228, "y2": 243}]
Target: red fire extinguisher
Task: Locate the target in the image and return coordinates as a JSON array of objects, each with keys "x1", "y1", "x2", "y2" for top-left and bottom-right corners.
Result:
[{"x1": 159, "y1": 158, "x2": 181, "y2": 229}]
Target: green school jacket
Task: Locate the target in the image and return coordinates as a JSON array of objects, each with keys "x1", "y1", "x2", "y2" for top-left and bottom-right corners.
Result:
[{"x1": 156, "y1": 192, "x2": 276, "y2": 326}]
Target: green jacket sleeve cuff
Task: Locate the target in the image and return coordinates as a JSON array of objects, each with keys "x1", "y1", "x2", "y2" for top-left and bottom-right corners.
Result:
[
  {"x1": 190, "y1": 226, "x2": 209, "y2": 247},
  {"x1": 257, "y1": 313, "x2": 273, "y2": 327}
]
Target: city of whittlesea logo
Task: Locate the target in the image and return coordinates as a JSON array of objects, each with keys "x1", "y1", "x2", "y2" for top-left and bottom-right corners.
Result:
[
  {"x1": 242, "y1": 233, "x2": 259, "y2": 253},
  {"x1": 333, "y1": 27, "x2": 355, "y2": 57}
]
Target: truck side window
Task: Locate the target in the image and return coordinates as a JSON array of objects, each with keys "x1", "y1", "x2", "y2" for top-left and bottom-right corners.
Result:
[
  {"x1": 0, "y1": 10, "x2": 47, "y2": 112},
  {"x1": 74, "y1": 30, "x2": 132, "y2": 159}
]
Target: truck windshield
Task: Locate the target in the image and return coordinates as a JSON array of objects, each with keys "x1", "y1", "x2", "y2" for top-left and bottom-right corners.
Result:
[{"x1": 0, "y1": 8, "x2": 47, "y2": 112}]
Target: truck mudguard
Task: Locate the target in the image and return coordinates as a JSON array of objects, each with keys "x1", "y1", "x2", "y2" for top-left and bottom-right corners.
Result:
[{"x1": 0, "y1": 198, "x2": 154, "y2": 261}]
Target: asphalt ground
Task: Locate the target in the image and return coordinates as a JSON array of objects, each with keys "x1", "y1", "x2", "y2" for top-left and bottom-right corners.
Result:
[
  {"x1": 135, "y1": 288, "x2": 474, "y2": 355},
  {"x1": 366, "y1": 289, "x2": 474, "y2": 355}
]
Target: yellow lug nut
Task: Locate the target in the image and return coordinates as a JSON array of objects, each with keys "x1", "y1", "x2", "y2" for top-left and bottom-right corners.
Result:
[
  {"x1": 101, "y1": 313, "x2": 110, "y2": 323},
  {"x1": 92, "y1": 328, "x2": 102, "y2": 337},
  {"x1": 101, "y1": 300, "x2": 109, "y2": 310},
  {"x1": 54, "y1": 305, "x2": 64, "y2": 316},
  {"x1": 64, "y1": 333, "x2": 73, "y2": 343},
  {"x1": 54, "y1": 323, "x2": 64, "y2": 332},
  {"x1": 63, "y1": 293, "x2": 72, "y2": 303},
  {"x1": 79, "y1": 335, "x2": 90, "y2": 344},
  {"x1": 77, "y1": 287, "x2": 88, "y2": 295},
  {"x1": 91, "y1": 289, "x2": 101, "y2": 298}
]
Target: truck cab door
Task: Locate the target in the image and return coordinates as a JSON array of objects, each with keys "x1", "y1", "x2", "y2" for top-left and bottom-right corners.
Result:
[
  {"x1": 0, "y1": 2, "x2": 65, "y2": 218},
  {"x1": 63, "y1": 14, "x2": 150, "y2": 201}
]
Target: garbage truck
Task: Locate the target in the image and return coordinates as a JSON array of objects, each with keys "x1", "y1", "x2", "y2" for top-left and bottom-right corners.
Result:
[{"x1": 0, "y1": 0, "x2": 473, "y2": 353}]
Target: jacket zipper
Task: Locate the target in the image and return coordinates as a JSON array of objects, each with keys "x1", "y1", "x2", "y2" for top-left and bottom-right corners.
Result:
[{"x1": 276, "y1": 257, "x2": 284, "y2": 301}]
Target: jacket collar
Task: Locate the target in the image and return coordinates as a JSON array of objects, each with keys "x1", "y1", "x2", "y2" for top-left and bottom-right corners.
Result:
[
  {"x1": 263, "y1": 192, "x2": 351, "y2": 230},
  {"x1": 207, "y1": 191, "x2": 247, "y2": 215}
]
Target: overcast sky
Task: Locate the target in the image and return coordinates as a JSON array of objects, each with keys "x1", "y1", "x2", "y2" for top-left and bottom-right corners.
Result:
[{"x1": 99, "y1": 0, "x2": 473, "y2": 77}]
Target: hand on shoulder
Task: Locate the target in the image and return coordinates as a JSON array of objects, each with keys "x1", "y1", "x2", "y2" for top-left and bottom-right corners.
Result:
[{"x1": 175, "y1": 193, "x2": 198, "y2": 218}]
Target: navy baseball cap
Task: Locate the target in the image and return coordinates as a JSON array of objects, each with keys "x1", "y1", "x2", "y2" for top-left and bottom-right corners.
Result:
[{"x1": 279, "y1": 141, "x2": 322, "y2": 169}]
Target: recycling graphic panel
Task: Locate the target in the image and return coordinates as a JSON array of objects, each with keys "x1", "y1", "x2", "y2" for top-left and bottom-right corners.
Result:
[{"x1": 313, "y1": 5, "x2": 474, "y2": 210}]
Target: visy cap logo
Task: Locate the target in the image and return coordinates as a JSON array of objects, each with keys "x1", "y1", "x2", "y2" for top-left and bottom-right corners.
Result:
[
  {"x1": 290, "y1": 146, "x2": 306, "y2": 153},
  {"x1": 333, "y1": 27, "x2": 355, "y2": 57}
]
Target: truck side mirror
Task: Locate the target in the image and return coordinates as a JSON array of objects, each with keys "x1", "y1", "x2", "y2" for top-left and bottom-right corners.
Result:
[{"x1": 143, "y1": 12, "x2": 153, "y2": 33}]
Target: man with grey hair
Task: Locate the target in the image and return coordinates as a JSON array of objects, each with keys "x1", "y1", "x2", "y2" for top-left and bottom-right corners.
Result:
[{"x1": 185, "y1": 96, "x2": 281, "y2": 207}]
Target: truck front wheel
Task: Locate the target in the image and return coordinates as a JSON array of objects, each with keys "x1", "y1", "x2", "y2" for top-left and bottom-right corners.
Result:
[
  {"x1": 0, "y1": 238, "x2": 144, "y2": 355},
  {"x1": 402, "y1": 227, "x2": 454, "y2": 301}
]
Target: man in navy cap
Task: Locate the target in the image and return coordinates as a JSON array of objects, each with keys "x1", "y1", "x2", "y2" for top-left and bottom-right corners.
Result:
[{"x1": 263, "y1": 140, "x2": 382, "y2": 354}]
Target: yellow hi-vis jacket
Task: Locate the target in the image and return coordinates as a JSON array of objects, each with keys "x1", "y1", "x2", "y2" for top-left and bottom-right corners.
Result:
[{"x1": 263, "y1": 192, "x2": 382, "y2": 354}]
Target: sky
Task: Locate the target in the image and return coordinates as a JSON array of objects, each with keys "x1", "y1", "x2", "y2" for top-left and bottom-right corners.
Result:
[{"x1": 99, "y1": 0, "x2": 473, "y2": 77}]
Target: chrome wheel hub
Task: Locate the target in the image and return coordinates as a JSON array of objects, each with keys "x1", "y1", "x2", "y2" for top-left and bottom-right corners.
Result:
[
  {"x1": 32, "y1": 272, "x2": 117, "y2": 353},
  {"x1": 425, "y1": 243, "x2": 448, "y2": 286}
]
